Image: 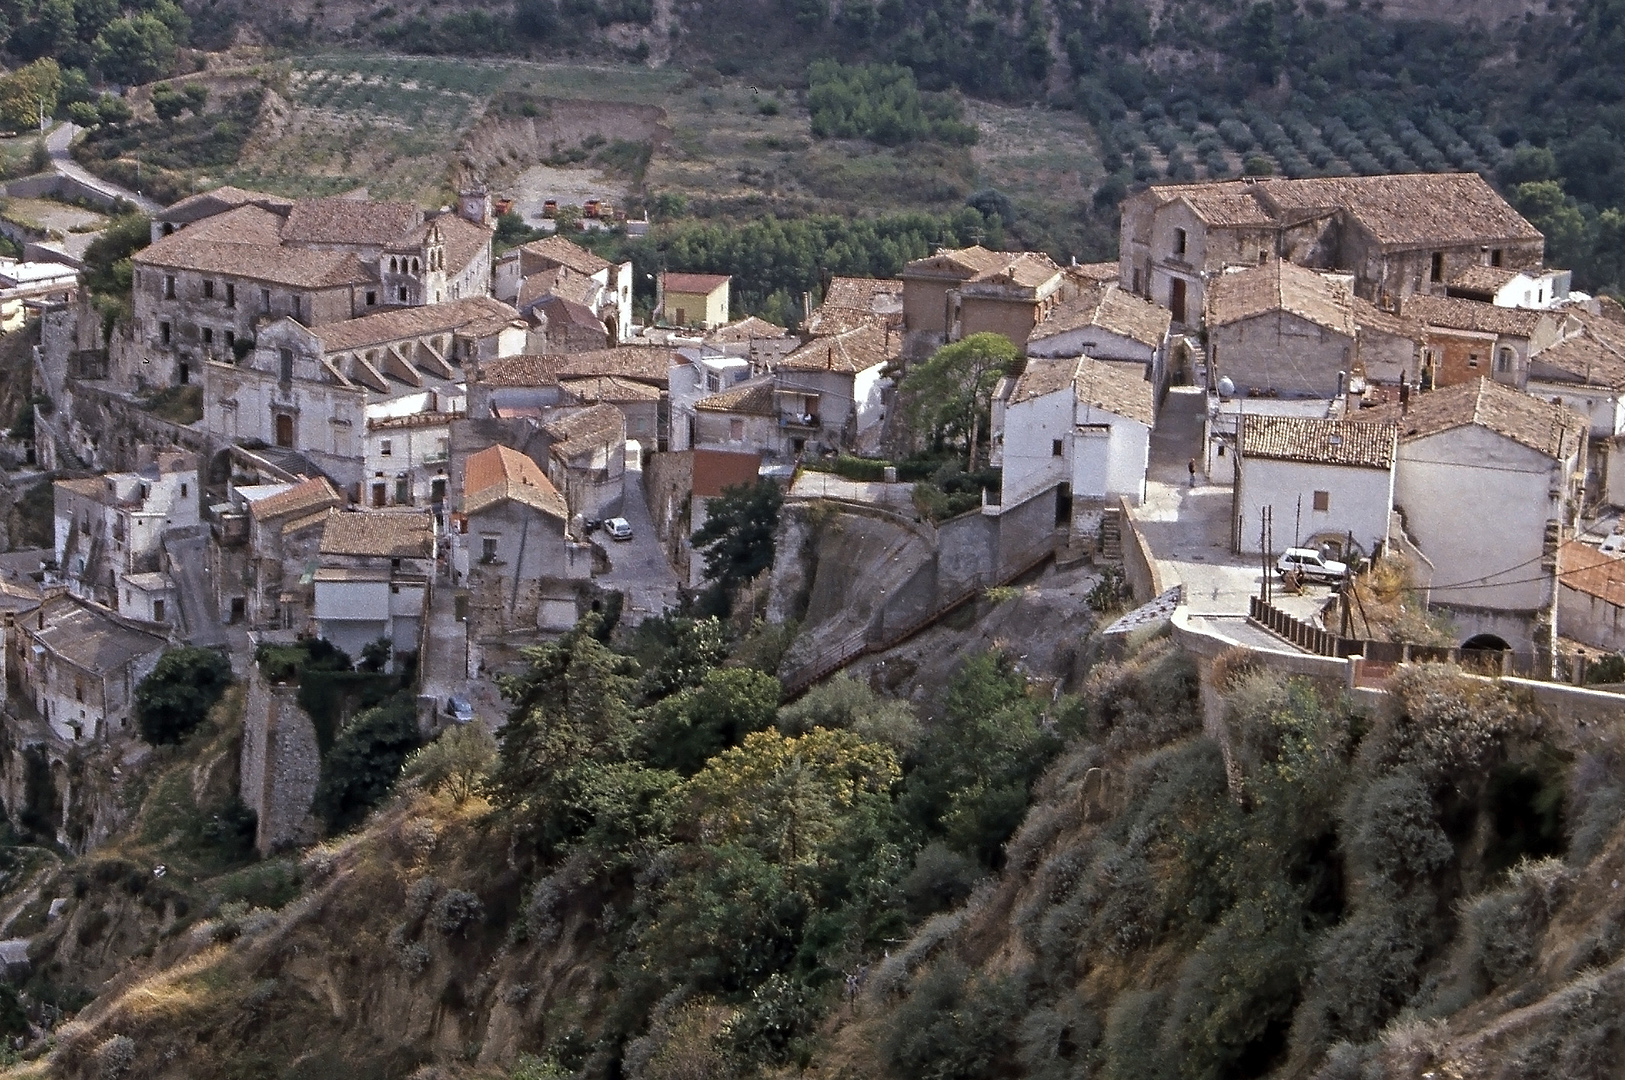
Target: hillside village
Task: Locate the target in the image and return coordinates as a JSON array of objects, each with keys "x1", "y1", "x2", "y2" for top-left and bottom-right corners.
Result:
[{"x1": 0, "y1": 168, "x2": 1620, "y2": 853}]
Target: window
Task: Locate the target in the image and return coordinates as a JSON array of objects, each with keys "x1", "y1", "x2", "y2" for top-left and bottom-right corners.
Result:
[
  {"x1": 1431, "y1": 252, "x2": 1444, "y2": 282},
  {"x1": 164, "y1": 275, "x2": 175, "y2": 299},
  {"x1": 224, "y1": 330, "x2": 235, "y2": 350},
  {"x1": 1052, "y1": 438, "x2": 1064, "y2": 457},
  {"x1": 482, "y1": 536, "x2": 498, "y2": 561},
  {"x1": 395, "y1": 477, "x2": 409, "y2": 504},
  {"x1": 260, "y1": 288, "x2": 271, "y2": 312},
  {"x1": 366, "y1": 291, "x2": 377, "y2": 306},
  {"x1": 292, "y1": 295, "x2": 303, "y2": 320},
  {"x1": 1468, "y1": 353, "x2": 1481, "y2": 369},
  {"x1": 278, "y1": 348, "x2": 293, "y2": 382},
  {"x1": 159, "y1": 321, "x2": 170, "y2": 345},
  {"x1": 380, "y1": 438, "x2": 392, "y2": 457},
  {"x1": 153, "y1": 599, "x2": 165, "y2": 622},
  {"x1": 398, "y1": 286, "x2": 409, "y2": 302},
  {"x1": 729, "y1": 418, "x2": 744, "y2": 440},
  {"x1": 202, "y1": 327, "x2": 213, "y2": 345},
  {"x1": 75, "y1": 679, "x2": 82, "y2": 702},
  {"x1": 203, "y1": 280, "x2": 215, "y2": 299},
  {"x1": 1174, "y1": 227, "x2": 1187, "y2": 255},
  {"x1": 1491, "y1": 248, "x2": 1503, "y2": 267},
  {"x1": 180, "y1": 483, "x2": 188, "y2": 497},
  {"x1": 1312, "y1": 490, "x2": 1330, "y2": 511},
  {"x1": 1497, "y1": 348, "x2": 1514, "y2": 373},
  {"x1": 225, "y1": 283, "x2": 235, "y2": 307},
  {"x1": 1131, "y1": 268, "x2": 1141, "y2": 294}
]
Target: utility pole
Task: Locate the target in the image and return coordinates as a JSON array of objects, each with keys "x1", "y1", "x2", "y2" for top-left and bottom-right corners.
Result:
[{"x1": 1295, "y1": 493, "x2": 1302, "y2": 548}]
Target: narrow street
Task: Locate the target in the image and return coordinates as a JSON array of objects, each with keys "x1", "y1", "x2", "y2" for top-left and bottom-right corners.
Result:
[
  {"x1": 599, "y1": 453, "x2": 681, "y2": 623},
  {"x1": 44, "y1": 122, "x2": 162, "y2": 214}
]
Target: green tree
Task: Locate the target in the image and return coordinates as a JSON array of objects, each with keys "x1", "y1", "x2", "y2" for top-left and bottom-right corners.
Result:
[
  {"x1": 313, "y1": 693, "x2": 422, "y2": 832},
  {"x1": 134, "y1": 646, "x2": 233, "y2": 745},
  {"x1": 149, "y1": 82, "x2": 185, "y2": 121},
  {"x1": 92, "y1": 14, "x2": 177, "y2": 86},
  {"x1": 0, "y1": 58, "x2": 60, "y2": 132},
  {"x1": 901, "y1": 332, "x2": 1018, "y2": 470},
  {"x1": 644, "y1": 666, "x2": 783, "y2": 775},
  {"x1": 403, "y1": 722, "x2": 497, "y2": 804},
  {"x1": 94, "y1": 92, "x2": 131, "y2": 126},
  {"x1": 691, "y1": 478, "x2": 783, "y2": 602}
]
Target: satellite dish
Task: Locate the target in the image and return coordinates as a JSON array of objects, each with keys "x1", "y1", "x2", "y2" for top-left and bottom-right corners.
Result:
[{"x1": 1217, "y1": 376, "x2": 1236, "y2": 398}]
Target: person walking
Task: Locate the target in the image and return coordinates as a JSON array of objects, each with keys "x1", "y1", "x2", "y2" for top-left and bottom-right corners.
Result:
[{"x1": 1188, "y1": 457, "x2": 1197, "y2": 487}]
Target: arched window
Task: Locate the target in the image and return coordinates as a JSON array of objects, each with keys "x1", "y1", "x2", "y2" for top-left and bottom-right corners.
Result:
[
  {"x1": 390, "y1": 257, "x2": 398, "y2": 273},
  {"x1": 412, "y1": 258, "x2": 421, "y2": 274}
]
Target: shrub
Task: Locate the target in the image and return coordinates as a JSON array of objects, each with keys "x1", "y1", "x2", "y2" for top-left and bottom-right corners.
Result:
[
  {"x1": 882, "y1": 959, "x2": 1023, "y2": 1080},
  {"x1": 1340, "y1": 771, "x2": 1453, "y2": 890},
  {"x1": 402, "y1": 723, "x2": 496, "y2": 804},
  {"x1": 429, "y1": 889, "x2": 484, "y2": 934},
  {"x1": 902, "y1": 841, "x2": 984, "y2": 918},
  {"x1": 313, "y1": 693, "x2": 423, "y2": 832},
  {"x1": 134, "y1": 647, "x2": 233, "y2": 745}
]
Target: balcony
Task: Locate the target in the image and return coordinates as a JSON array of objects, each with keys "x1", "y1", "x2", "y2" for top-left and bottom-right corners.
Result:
[{"x1": 778, "y1": 412, "x2": 822, "y2": 431}]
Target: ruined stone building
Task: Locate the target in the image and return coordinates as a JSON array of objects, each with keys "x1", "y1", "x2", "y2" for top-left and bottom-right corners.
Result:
[
  {"x1": 14, "y1": 594, "x2": 166, "y2": 744},
  {"x1": 133, "y1": 187, "x2": 495, "y2": 389},
  {"x1": 900, "y1": 246, "x2": 1063, "y2": 356},
  {"x1": 52, "y1": 450, "x2": 198, "y2": 625},
  {"x1": 1118, "y1": 173, "x2": 1544, "y2": 326},
  {"x1": 495, "y1": 234, "x2": 633, "y2": 344}
]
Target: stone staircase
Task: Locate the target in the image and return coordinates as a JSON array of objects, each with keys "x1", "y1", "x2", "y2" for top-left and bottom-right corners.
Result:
[{"x1": 1100, "y1": 507, "x2": 1124, "y2": 561}]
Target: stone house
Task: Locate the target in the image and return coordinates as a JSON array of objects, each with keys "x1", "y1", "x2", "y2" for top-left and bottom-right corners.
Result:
[
  {"x1": 1524, "y1": 319, "x2": 1625, "y2": 439},
  {"x1": 1352, "y1": 297, "x2": 1426, "y2": 386},
  {"x1": 53, "y1": 450, "x2": 198, "y2": 624},
  {"x1": 468, "y1": 354, "x2": 565, "y2": 420},
  {"x1": 900, "y1": 246, "x2": 1063, "y2": 355},
  {"x1": 524, "y1": 293, "x2": 610, "y2": 354},
  {"x1": 1231, "y1": 416, "x2": 1397, "y2": 557},
  {"x1": 1401, "y1": 294, "x2": 1569, "y2": 389},
  {"x1": 1026, "y1": 277, "x2": 1173, "y2": 390},
  {"x1": 1556, "y1": 541, "x2": 1625, "y2": 655},
  {"x1": 495, "y1": 234, "x2": 633, "y2": 343},
  {"x1": 691, "y1": 380, "x2": 781, "y2": 460},
  {"x1": 14, "y1": 594, "x2": 166, "y2": 744},
  {"x1": 670, "y1": 348, "x2": 752, "y2": 452},
  {"x1": 991, "y1": 355, "x2": 1154, "y2": 513},
  {"x1": 312, "y1": 510, "x2": 435, "y2": 668},
  {"x1": 543, "y1": 404, "x2": 627, "y2": 522},
  {"x1": 232, "y1": 476, "x2": 344, "y2": 630},
  {"x1": 771, "y1": 318, "x2": 899, "y2": 455},
  {"x1": 202, "y1": 297, "x2": 522, "y2": 495},
  {"x1": 134, "y1": 189, "x2": 494, "y2": 388},
  {"x1": 704, "y1": 316, "x2": 798, "y2": 367},
  {"x1": 657, "y1": 272, "x2": 732, "y2": 330},
  {"x1": 451, "y1": 445, "x2": 591, "y2": 636},
  {"x1": 1118, "y1": 173, "x2": 1545, "y2": 323},
  {"x1": 1205, "y1": 259, "x2": 1357, "y2": 398},
  {"x1": 1367, "y1": 378, "x2": 1588, "y2": 660},
  {"x1": 560, "y1": 375, "x2": 662, "y2": 449},
  {"x1": 686, "y1": 448, "x2": 763, "y2": 586}
]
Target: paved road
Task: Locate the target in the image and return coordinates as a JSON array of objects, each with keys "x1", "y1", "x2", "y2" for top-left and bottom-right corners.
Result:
[
  {"x1": 44, "y1": 123, "x2": 162, "y2": 214},
  {"x1": 164, "y1": 530, "x2": 228, "y2": 650},
  {"x1": 600, "y1": 454, "x2": 680, "y2": 624},
  {"x1": 1132, "y1": 387, "x2": 1328, "y2": 623}
]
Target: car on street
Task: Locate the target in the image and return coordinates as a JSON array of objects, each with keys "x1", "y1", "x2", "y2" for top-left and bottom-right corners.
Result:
[
  {"x1": 446, "y1": 695, "x2": 475, "y2": 724},
  {"x1": 604, "y1": 517, "x2": 634, "y2": 541},
  {"x1": 1276, "y1": 547, "x2": 1348, "y2": 584}
]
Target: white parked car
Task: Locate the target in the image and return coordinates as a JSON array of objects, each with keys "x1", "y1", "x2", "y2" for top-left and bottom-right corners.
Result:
[
  {"x1": 1276, "y1": 547, "x2": 1348, "y2": 584},
  {"x1": 604, "y1": 517, "x2": 634, "y2": 541}
]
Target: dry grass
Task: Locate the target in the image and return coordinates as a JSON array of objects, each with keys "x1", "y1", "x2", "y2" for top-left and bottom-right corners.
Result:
[{"x1": 1347, "y1": 554, "x2": 1457, "y2": 646}]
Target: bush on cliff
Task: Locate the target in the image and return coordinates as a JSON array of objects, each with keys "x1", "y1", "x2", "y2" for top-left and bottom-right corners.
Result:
[{"x1": 134, "y1": 646, "x2": 233, "y2": 745}]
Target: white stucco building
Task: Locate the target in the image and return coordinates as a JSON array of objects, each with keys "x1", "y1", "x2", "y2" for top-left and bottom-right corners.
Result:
[
  {"x1": 1232, "y1": 415, "x2": 1397, "y2": 558},
  {"x1": 992, "y1": 355, "x2": 1155, "y2": 510}
]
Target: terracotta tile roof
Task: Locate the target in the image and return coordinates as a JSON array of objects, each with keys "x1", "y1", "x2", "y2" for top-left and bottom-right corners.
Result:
[
  {"x1": 136, "y1": 206, "x2": 375, "y2": 289},
  {"x1": 1009, "y1": 356, "x2": 1155, "y2": 425},
  {"x1": 1145, "y1": 174, "x2": 1542, "y2": 247},
  {"x1": 248, "y1": 476, "x2": 343, "y2": 521},
  {"x1": 778, "y1": 319, "x2": 899, "y2": 373},
  {"x1": 1400, "y1": 294, "x2": 1546, "y2": 338},
  {"x1": 310, "y1": 296, "x2": 519, "y2": 354},
  {"x1": 520, "y1": 266, "x2": 600, "y2": 310},
  {"x1": 320, "y1": 510, "x2": 435, "y2": 558},
  {"x1": 535, "y1": 294, "x2": 606, "y2": 333},
  {"x1": 970, "y1": 251, "x2": 1063, "y2": 289},
  {"x1": 283, "y1": 196, "x2": 422, "y2": 247},
  {"x1": 694, "y1": 380, "x2": 776, "y2": 416},
  {"x1": 662, "y1": 271, "x2": 730, "y2": 294},
  {"x1": 902, "y1": 245, "x2": 1010, "y2": 278},
  {"x1": 553, "y1": 346, "x2": 674, "y2": 385},
  {"x1": 1075, "y1": 356, "x2": 1156, "y2": 426},
  {"x1": 705, "y1": 316, "x2": 791, "y2": 345},
  {"x1": 463, "y1": 445, "x2": 568, "y2": 520},
  {"x1": 1352, "y1": 296, "x2": 1425, "y2": 342},
  {"x1": 693, "y1": 448, "x2": 763, "y2": 497},
  {"x1": 821, "y1": 276, "x2": 904, "y2": 312},
  {"x1": 1559, "y1": 541, "x2": 1625, "y2": 606},
  {"x1": 31, "y1": 596, "x2": 165, "y2": 674},
  {"x1": 1069, "y1": 261, "x2": 1121, "y2": 285},
  {"x1": 478, "y1": 354, "x2": 562, "y2": 387},
  {"x1": 157, "y1": 185, "x2": 292, "y2": 223},
  {"x1": 1527, "y1": 330, "x2": 1625, "y2": 390},
  {"x1": 560, "y1": 375, "x2": 662, "y2": 403},
  {"x1": 1365, "y1": 377, "x2": 1586, "y2": 459},
  {"x1": 1257, "y1": 173, "x2": 1542, "y2": 247},
  {"x1": 805, "y1": 304, "x2": 902, "y2": 335},
  {"x1": 519, "y1": 234, "x2": 612, "y2": 276},
  {"x1": 55, "y1": 475, "x2": 118, "y2": 504},
  {"x1": 1450, "y1": 265, "x2": 1524, "y2": 293},
  {"x1": 544, "y1": 403, "x2": 625, "y2": 459},
  {"x1": 1205, "y1": 259, "x2": 1355, "y2": 336},
  {"x1": 1239, "y1": 415, "x2": 1397, "y2": 469},
  {"x1": 1032, "y1": 282, "x2": 1172, "y2": 348}
]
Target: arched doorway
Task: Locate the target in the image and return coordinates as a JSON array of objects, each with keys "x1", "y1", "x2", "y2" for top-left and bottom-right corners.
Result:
[{"x1": 1462, "y1": 633, "x2": 1511, "y2": 651}]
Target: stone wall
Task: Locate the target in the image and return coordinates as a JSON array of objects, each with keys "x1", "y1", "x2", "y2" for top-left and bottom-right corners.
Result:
[{"x1": 240, "y1": 664, "x2": 320, "y2": 854}]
